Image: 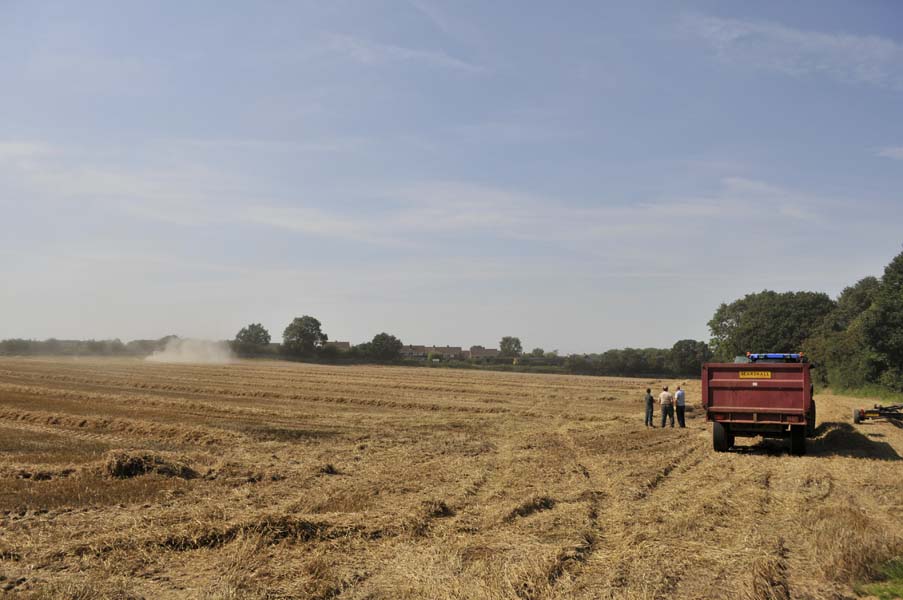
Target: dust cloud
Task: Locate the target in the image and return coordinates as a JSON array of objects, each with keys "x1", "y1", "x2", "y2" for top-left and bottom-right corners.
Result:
[{"x1": 146, "y1": 338, "x2": 234, "y2": 364}]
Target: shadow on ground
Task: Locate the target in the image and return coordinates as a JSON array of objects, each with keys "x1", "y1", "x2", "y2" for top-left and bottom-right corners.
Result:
[
  {"x1": 807, "y1": 422, "x2": 900, "y2": 460},
  {"x1": 731, "y1": 422, "x2": 901, "y2": 460},
  {"x1": 241, "y1": 425, "x2": 341, "y2": 442}
]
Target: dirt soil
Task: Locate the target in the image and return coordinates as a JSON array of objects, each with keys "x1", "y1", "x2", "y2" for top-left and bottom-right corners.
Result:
[{"x1": 0, "y1": 357, "x2": 900, "y2": 599}]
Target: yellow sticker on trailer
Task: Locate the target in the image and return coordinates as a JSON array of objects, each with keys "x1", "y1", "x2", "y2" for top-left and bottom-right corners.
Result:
[{"x1": 739, "y1": 371, "x2": 772, "y2": 379}]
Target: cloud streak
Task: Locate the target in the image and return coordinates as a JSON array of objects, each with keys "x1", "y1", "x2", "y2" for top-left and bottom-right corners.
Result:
[
  {"x1": 877, "y1": 146, "x2": 903, "y2": 160},
  {"x1": 0, "y1": 141, "x2": 56, "y2": 162},
  {"x1": 683, "y1": 15, "x2": 903, "y2": 90},
  {"x1": 0, "y1": 141, "x2": 844, "y2": 249},
  {"x1": 325, "y1": 33, "x2": 483, "y2": 72}
]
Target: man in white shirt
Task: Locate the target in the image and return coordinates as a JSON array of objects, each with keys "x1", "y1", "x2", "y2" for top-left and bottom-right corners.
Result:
[
  {"x1": 675, "y1": 385, "x2": 686, "y2": 428},
  {"x1": 659, "y1": 386, "x2": 674, "y2": 428}
]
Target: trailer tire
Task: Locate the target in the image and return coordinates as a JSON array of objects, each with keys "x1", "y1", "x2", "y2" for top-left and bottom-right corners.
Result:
[
  {"x1": 790, "y1": 425, "x2": 806, "y2": 456},
  {"x1": 806, "y1": 400, "x2": 817, "y2": 437},
  {"x1": 853, "y1": 408, "x2": 862, "y2": 424},
  {"x1": 713, "y1": 422, "x2": 729, "y2": 453},
  {"x1": 726, "y1": 431, "x2": 735, "y2": 448}
]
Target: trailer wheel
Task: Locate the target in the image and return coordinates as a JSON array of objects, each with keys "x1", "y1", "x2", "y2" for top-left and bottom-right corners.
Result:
[
  {"x1": 853, "y1": 408, "x2": 862, "y2": 424},
  {"x1": 713, "y1": 422, "x2": 729, "y2": 452},
  {"x1": 790, "y1": 425, "x2": 806, "y2": 456},
  {"x1": 806, "y1": 400, "x2": 817, "y2": 437},
  {"x1": 726, "y1": 431, "x2": 735, "y2": 448}
]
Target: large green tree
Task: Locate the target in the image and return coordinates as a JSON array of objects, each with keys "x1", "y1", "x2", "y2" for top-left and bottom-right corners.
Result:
[
  {"x1": 499, "y1": 336, "x2": 523, "y2": 357},
  {"x1": 708, "y1": 290, "x2": 836, "y2": 361},
  {"x1": 668, "y1": 339, "x2": 712, "y2": 375},
  {"x1": 862, "y1": 250, "x2": 903, "y2": 390},
  {"x1": 803, "y1": 277, "x2": 880, "y2": 388},
  {"x1": 369, "y1": 332, "x2": 404, "y2": 360},
  {"x1": 234, "y1": 323, "x2": 271, "y2": 355},
  {"x1": 827, "y1": 277, "x2": 880, "y2": 332},
  {"x1": 282, "y1": 316, "x2": 328, "y2": 356}
]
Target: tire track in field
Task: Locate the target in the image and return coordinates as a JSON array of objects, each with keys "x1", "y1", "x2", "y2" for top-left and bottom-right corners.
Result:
[
  {"x1": 559, "y1": 428, "x2": 712, "y2": 598},
  {"x1": 0, "y1": 420, "x2": 136, "y2": 448},
  {"x1": 0, "y1": 408, "x2": 244, "y2": 447},
  {"x1": 523, "y1": 419, "x2": 603, "y2": 599},
  {"x1": 0, "y1": 382, "x2": 362, "y2": 445},
  {"x1": 0, "y1": 369, "x2": 515, "y2": 415}
]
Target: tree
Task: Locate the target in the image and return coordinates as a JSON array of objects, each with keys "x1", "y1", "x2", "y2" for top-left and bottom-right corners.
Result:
[
  {"x1": 85, "y1": 340, "x2": 108, "y2": 355},
  {"x1": 350, "y1": 342, "x2": 372, "y2": 358},
  {"x1": 619, "y1": 347, "x2": 645, "y2": 375},
  {"x1": 804, "y1": 277, "x2": 881, "y2": 389},
  {"x1": 320, "y1": 344, "x2": 340, "y2": 359},
  {"x1": 499, "y1": 336, "x2": 523, "y2": 357},
  {"x1": 668, "y1": 339, "x2": 712, "y2": 376},
  {"x1": 234, "y1": 323, "x2": 271, "y2": 355},
  {"x1": 828, "y1": 277, "x2": 880, "y2": 332},
  {"x1": 369, "y1": 332, "x2": 403, "y2": 360},
  {"x1": 708, "y1": 290, "x2": 836, "y2": 361},
  {"x1": 564, "y1": 354, "x2": 593, "y2": 374},
  {"x1": 0, "y1": 339, "x2": 31, "y2": 355},
  {"x1": 862, "y1": 250, "x2": 903, "y2": 390},
  {"x1": 282, "y1": 316, "x2": 328, "y2": 356},
  {"x1": 530, "y1": 347, "x2": 545, "y2": 358}
]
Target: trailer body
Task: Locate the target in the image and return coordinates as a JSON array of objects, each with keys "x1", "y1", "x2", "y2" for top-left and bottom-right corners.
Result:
[{"x1": 702, "y1": 360, "x2": 814, "y2": 454}]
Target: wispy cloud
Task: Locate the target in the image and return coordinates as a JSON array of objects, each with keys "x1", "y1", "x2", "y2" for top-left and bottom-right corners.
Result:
[
  {"x1": 877, "y1": 146, "x2": 903, "y2": 160},
  {"x1": 325, "y1": 33, "x2": 483, "y2": 72},
  {"x1": 682, "y1": 15, "x2": 903, "y2": 90},
  {"x1": 169, "y1": 136, "x2": 369, "y2": 154},
  {"x1": 242, "y1": 205, "x2": 412, "y2": 247},
  {"x1": 0, "y1": 141, "x2": 862, "y2": 251},
  {"x1": 0, "y1": 141, "x2": 55, "y2": 162}
]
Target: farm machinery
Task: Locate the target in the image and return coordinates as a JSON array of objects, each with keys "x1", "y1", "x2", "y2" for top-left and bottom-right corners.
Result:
[
  {"x1": 702, "y1": 353, "x2": 816, "y2": 455},
  {"x1": 853, "y1": 404, "x2": 903, "y2": 424}
]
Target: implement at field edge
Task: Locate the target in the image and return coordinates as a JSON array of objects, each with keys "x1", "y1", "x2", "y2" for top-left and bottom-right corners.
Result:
[{"x1": 853, "y1": 404, "x2": 903, "y2": 424}]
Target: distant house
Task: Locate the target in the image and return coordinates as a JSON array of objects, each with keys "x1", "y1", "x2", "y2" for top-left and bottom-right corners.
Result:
[
  {"x1": 323, "y1": 341, "x2": 351, "y2": 352},
  {"x1": 401, "y1": 345, "x2": 464, "y2": 360},
  {"x1": 467, "y1": 345, "x2": 500, "y2": 359},
  {"x1": 401, "y1": 345, "x2": 428, "y2": 358},
  {"x1": 427, "y1": 346, "x2": 463, "y2": 359}
]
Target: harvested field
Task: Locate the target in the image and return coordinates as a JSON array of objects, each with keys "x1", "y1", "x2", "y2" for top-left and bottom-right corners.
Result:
[{"x1": 0, "y1": 357, "x2": 900, "y2": 599}]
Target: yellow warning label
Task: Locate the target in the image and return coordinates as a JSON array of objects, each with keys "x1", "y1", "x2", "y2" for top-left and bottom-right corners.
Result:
[{"x1": 739, "y1": 371, "x2": 772, "y2": 379}]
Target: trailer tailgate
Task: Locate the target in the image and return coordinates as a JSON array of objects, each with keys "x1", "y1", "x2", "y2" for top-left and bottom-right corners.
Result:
[{"x1": 703, "y1": 362, "x2": 811, "y2": 425}]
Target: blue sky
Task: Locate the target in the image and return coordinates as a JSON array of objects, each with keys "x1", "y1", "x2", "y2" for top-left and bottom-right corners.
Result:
[{"x1": 2, "y1": 1, "x2": 902, "y2": 353}]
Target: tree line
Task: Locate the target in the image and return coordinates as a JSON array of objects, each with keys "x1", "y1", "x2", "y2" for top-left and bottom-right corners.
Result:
[
  {"x1": 8, "y1": 245, "x2": 900, "y2": 389},
  {"x1": 0, "y1": 337, "x2": 176, "y2": 357},
  {"x1": 231, "y1": 320, "x2": 712, "y2": 376},
  {"x1": 0, "y1": 318, "x2": 712, "y2": 377},
  {"x1": 707, "y1": 246, "x2": 903, "y2": 393},
  {"x1": 232, "y1": 316, "x2": 406, "y2": 361},
  {"x1": 561, "y1": 339, "x2": 712, "y2": 377}
]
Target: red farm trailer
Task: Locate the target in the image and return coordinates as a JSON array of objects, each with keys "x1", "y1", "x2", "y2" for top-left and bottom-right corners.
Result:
[{"x1": 702, "y1": 353, "x2": 816, "y2": 455}]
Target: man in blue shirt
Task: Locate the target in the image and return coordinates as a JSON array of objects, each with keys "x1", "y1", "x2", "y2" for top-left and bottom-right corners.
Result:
[{"x1": 675, "y1": 385, "x2": 686, "y2": 428}]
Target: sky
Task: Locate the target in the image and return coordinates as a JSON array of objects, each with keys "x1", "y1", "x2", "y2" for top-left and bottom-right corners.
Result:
[{"x1": 2, "y1": 1, "x2": 903, "y2": 353}]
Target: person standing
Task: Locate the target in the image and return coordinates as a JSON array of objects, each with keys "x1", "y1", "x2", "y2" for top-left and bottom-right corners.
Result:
[
  {"x1": 644, "y1": 388, "x2": 655, "y2": 427},
  {"x1": 659, "y1": 386, "x2": 674, "y2": 428},
  {"x1": 675, "y1": 385, "x2": 686, "y2": 428}
]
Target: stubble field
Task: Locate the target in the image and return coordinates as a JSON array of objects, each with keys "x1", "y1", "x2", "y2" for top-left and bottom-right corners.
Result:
[{"x1": 0, "y1": 357, "x2": 900, "y2": 600}]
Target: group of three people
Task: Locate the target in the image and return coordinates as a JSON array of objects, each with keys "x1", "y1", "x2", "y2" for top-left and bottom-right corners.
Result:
[{"x1": 644, "y1": 385, "x2": 686, "y2": 428}]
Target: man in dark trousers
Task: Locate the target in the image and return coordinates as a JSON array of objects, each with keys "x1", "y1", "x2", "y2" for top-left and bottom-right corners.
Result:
[
  {"x1": 644, "y1": 388, "x2": 655, "y2": 427},
  {"x1": 659, "y1": 385, "x2": 675, "y2": 428},
  {"x1": 675, "y1": 385, "x2": 687, "y2": 428}
]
